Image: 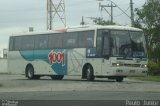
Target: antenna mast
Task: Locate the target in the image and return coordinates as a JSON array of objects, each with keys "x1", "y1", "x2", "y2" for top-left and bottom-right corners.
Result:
[{"x1": 47, "y1": 0, "x2": 66, "y2": 30}]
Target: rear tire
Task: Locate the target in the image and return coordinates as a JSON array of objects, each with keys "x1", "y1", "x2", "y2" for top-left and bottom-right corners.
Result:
[
  {"x1": 26, "y1": 66, "x2": 34, "y2": 79},
  {"x1": 116, "y1": 77, "x2": 124, "y2": 82},
  {"x1": 86, "y1": 65, "x2": 95, "y2": 81},
  {"x1": 51, "y1": 75, "x2": 64, "y2": 80}
]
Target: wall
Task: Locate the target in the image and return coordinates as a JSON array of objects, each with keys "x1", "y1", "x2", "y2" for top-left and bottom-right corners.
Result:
[{"x1": 0, "y1": 59, "x2": 7, "y2": 73}]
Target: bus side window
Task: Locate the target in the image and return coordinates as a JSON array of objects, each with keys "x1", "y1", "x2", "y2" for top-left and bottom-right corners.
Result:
[
  {"x1": 48, "y1": 33, "x2": 63, "y2": 49},
  {"x1": 35, "y1": 35, "x2": 48, "y2": 49},
  {"x1": 63, "y1": 32, "x2": 78, "y2": 48},
  {"x1": 12, "y1": 36, "x2": 35, "y2": 51},
  {"x1": 86, "y1": 31, "x2": 94, "y2": 47},
  {"x1": 78, "y1": 31, "x2": 86, "y2": 48},
  {"x1": 9, "y1": 37, "x2": 15, "y2": 51},
  {"x1": 96, "y1": 30, "x2": 103, "y2": 57},
  {"x1": 78, "y1": 31, "x2": 94, "y2": 48},
  {"x1": 21, "y1": 36, "x2": 34, "y2": 50},
  {"x1": 14, "y1": 37, "x2": 22, "y2": 50},
  {"x1": 102, "y1": 31, "x2": 110, "y2": 58}
]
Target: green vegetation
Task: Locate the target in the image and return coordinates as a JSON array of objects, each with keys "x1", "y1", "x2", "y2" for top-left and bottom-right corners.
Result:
[
  {"x1": 135, "y1": 0, "x2": 160, "y2": 54},
  {"x1": 148, "y1": 60, "x2": 160, "y2": 75},
  {"x1": 92, "y1": 18, "x2": 116, "y2": 25},
  {"x1": 135, "y1": 0, "x2": 160, "y2": 76},
  {"x1": 130, "y1": 76, "x2": 160, "y2": 82}
]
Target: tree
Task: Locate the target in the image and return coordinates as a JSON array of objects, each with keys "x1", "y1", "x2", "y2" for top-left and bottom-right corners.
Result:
[
  {"x1": 135, "y1": 0, "x2": 160, "y2": 60},
  {"x1": 92, "y1": 17, "x2": 116, "y2": 25}
]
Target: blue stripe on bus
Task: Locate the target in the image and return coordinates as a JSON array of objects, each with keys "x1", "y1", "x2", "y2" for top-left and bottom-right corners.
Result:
[{"x1": 20, "y1": 49, "x2": 67, "y2": 75}]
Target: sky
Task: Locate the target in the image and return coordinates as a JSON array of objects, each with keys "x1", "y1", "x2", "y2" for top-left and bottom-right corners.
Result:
[{"x1": 0, "y1": 0, "x2": 146, "y2": 57}]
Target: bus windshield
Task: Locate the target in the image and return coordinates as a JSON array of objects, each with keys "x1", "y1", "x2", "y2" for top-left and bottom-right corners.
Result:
[{"x1": 110, "y1": 30, "x2": 147, "y2": 58}]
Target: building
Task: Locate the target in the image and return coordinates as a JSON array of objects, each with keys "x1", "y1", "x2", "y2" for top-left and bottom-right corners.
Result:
[
  {"x1": 0, "y1": 48, "x2": 8, "y2": 73},
  {"x1": 3, "y1": 49, "x2": 8, "y2": 59}
]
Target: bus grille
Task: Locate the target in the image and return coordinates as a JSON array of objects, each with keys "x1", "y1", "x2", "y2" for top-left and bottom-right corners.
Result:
[{"x1": 123, "y1": 64, "x2": 141, "y2": 67}]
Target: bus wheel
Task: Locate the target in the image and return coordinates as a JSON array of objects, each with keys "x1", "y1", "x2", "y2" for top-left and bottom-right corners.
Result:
[
  {"x1": 86, "y1": 65, "x2": 95, "y2": 81},
  {"x1": 26, "y1": 66, "x2": 34, "y2": 79},
  {"x1": 116, "y1": 77, "x2": 124, "y2": 82},
  {"x1": 51, "y1": 75, "x2": 64, "y2": 80}
]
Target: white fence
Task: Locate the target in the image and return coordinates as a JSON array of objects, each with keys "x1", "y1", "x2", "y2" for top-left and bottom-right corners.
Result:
[{"x1": 0, "y1": 59, "x2": 7, "y2": 73}]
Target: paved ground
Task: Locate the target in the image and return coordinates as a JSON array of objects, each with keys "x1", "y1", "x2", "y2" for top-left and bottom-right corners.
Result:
[
  {"x1": 0, "y1": 91, "x2": 160, "y2": 100},
  {"x1": 0, "y1": 74, "x2": 160, "y2": 101},
  {"x1": 0, "y1": 74, "x2": 160, "y2": 92}
]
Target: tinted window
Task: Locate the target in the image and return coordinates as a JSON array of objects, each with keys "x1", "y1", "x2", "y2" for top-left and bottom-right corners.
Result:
[
  {"x1": 11, "y1": 30, "x2": 94, "y2": 50},
  {"x1": 13, "y1": 36, "x2": 35, "y2": 50},
  {"x1": 78, "y1": 30, "x2": 94, "y2": 48},
  {"x1": 35, "y1": 35, "x2": 48, "y2": 49},
  {"x1": 14, "y1": 36, "x2": 22, "y2": 50},
  {"x1": 21, "y1": 36, "x2": 34, "y2": 50},
  {"x1": 130, "y1": 31, "x2": 147, "y2": 58},
  {"x1": 63, "y1": 32, "x2": 78, "y2": 48},
  {"x1": 48, "y1": 33, "x2": 63, "y2": 48},
  {"x1": 9, "y1": 37, "x2": 15, "y2": 51},
  {"x1": 102, "y1": 31, "x2": 110, "y2": 56},
  {"x1": 96, "y1": 30, "x2": 103, "y2": 57},
  {"x1": 97, "y1": 30, "x2": 109, "y2": 57},
  {"x1": 111, "y1": 30, "x2": 131, "y2": 57}
]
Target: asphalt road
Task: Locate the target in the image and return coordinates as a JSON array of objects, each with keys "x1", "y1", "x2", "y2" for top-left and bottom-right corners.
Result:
[
  {"x1": 0, "y1": 91, "x2": 160, "y2": 100},
  {"x1": 0, "y1": 74, "x2": 160, "y2": 100}
]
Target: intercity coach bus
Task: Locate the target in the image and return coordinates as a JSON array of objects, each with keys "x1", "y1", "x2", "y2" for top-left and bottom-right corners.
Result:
[{"x1": 8, "y1": 25, "x2": 148, "y2": 82}]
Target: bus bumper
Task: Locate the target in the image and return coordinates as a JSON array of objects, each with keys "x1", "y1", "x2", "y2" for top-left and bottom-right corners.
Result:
[{"x1": 107, "y1": 67, "x2": 148, "y2": 77}]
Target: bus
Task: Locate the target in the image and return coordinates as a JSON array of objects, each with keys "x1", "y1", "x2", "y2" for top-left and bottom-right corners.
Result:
[{"x1": 8, "y1": 25, "x2": 148, "y2": 82}]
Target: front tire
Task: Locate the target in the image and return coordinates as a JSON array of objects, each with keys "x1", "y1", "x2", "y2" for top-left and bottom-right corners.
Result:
[{"x1": 86, "y1": 65, "x2": 95, "y2": 81}]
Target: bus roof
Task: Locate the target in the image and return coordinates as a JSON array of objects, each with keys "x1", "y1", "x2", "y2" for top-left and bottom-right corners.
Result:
[
  {"x1": 11, "y1": 25, "x2": 143, "y2": 37},
  {"x1": 67, "y1": 25, "x2": 142, "y2": 31}
]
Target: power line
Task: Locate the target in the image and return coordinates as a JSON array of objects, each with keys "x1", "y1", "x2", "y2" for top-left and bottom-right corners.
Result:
[
  {"x1": 99, "y1": 1, "x2": 116, "y2": 23},
  {"x1": 67, "y1": 0, "x2": 94, "y2": 7},
  {"x1": 113, "y1": 6, "x2": 130, "y2": 17},
  {"x1": 111, "y1": 1, "x2": 130, "y2": 19},
  {"x1": 97, "y1": 0, "x2": 136, "y2": 26}
]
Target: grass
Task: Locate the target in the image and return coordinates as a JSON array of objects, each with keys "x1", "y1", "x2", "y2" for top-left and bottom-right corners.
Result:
[{"x1": 130, "y1": 76, "x2": 160, "y2": 82}]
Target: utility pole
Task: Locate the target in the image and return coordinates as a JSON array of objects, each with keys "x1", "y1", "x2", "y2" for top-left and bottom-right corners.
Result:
[
  {"x1": 47, "y1": 0, "x2": 66, "y2": 30},
  {"x1": 110, "y1": 2, "x2": 116, "y2": 23},
  {"x1": 130, "y1": 0, "x2": 134, "y2": 26},
  {"x1": 47, "y1": 0, "x2": 53, "y2": 30},
  {"x1": 100, "y1": 1, "x2": 116, "y2": 23},
  {"x1": 80, "y1": 16, "x2": 85, "y2": 25}
]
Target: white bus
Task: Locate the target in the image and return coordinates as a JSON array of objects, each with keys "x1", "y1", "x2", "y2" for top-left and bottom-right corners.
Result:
[{"x1": 8, "y1": 25, "x2": 148, "y2": 82}]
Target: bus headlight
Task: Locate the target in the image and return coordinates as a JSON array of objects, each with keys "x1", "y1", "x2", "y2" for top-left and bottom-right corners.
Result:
[
  {"x1": 112, "y1": 63, "x2": 120, "y2": 67},
  {"x1": 141, "y1": 64, "x2": 147, "y2": 68}
]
